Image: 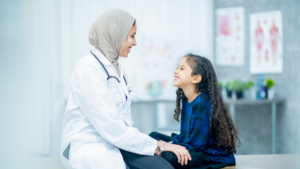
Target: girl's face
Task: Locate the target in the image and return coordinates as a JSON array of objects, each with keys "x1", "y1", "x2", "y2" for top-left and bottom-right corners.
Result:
[
  {"x1": 173, "y1": 57, "x2": 202, "y2": 88},
  {"x1": 119, "y1": 24, "x2": 137, "y2": 58}
]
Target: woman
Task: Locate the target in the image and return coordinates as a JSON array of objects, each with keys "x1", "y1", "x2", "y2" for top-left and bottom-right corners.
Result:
[{"x1": 60, "y1": 9, "x2": 190, "y2": 169}]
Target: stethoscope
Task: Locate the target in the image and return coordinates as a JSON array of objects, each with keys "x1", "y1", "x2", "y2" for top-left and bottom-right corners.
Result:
[
  {"x1": 90, "y1": 51, "x2": 132, "y2": 95},
  {"x1": 90, "y1": 51, "x2": 133, "y2": 126}
]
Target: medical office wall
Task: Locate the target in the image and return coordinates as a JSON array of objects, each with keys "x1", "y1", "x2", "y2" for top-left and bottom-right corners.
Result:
[
  {"x1": 214, "y1": 0, "x2": 300, "y2": 154},
  {"x1": 62, "y1": 0, "x2": 214, "y2": 101},
  {"x1": 0, "y1": 0, "x2": 215, "y2": 161},
  {"x1": 0, "y1": 0, "x2": 63, "y2": 167}
]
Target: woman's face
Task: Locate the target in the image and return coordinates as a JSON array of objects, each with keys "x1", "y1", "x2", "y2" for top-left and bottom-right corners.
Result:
[{"x1": 119, "y1": 24, "x2": 137, "y2": 58}]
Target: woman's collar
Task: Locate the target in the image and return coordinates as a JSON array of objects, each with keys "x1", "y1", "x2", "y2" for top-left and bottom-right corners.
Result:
[{"x1": 91, "y1": 48, "x2": 111, "y2": 65}]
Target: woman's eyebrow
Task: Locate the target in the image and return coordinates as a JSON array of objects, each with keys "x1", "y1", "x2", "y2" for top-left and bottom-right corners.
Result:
[{"x1": 180, "y1": 65, "x2": 186, "y2": 68}]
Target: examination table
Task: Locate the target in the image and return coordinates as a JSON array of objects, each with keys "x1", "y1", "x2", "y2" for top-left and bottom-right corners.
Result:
[{"x1": 25, "y1": 154, "x2": 300, "y2": 169}]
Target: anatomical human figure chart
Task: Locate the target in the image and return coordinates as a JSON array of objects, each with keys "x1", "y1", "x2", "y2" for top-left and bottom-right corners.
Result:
[{"x1": 250, "y1": 11, "x2": 283, "y2": 74}]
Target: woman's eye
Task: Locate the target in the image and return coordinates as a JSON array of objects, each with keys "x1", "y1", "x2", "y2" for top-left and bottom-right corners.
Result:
[
  {"x1": 132, "y1": 36, "x2": 135, "y2": 38},
  {"x1": 180, "y1": 68, "x2": 184, "y2": 70}
]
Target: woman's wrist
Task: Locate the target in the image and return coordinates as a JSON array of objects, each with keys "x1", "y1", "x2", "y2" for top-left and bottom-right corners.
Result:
[{"x1": 157, "y1": 140, "x2": 166, "y2": 151}]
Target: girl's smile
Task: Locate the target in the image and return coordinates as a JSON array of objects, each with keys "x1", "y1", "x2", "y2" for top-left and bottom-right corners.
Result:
[{"x1": 173, "y1": 57, "x2": 194, "y2": 88}]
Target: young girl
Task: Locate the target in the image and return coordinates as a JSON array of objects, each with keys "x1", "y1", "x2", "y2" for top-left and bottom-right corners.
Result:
[{"x1": 150, "y1": 53, "x2": 241, "y2": 169}]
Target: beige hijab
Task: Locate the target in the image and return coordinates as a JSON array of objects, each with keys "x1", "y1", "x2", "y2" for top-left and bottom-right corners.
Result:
[{"x1": 89, "y1": 9, "x2": 135, "y2": 76}]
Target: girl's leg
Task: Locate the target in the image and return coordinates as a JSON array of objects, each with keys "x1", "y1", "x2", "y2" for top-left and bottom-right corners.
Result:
[
  {"x1": 149, "y1": 132, "x2": 189, "y2": 169},
  {"x1": 161, "y1": 151, "x2": 189, "y2": 169},
  {"x1": 149, "y1": 132, "x2": 174, "y2": 142},
  {"x1": 120, "y1": 149, "x2": 174, "y2": 169}
]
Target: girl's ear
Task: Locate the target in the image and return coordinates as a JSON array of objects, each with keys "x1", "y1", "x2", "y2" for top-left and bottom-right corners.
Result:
[{"x1": 192, "y1": 75, "x2": 202, "y2": 84}]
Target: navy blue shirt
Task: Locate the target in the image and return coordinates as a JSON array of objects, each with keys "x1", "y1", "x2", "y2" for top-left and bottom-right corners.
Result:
[{"x1": 172, "y1": 92, "x2": 235, "y2": 164}]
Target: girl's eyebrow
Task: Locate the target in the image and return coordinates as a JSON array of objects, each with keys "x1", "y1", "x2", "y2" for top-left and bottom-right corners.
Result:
[{"x1": 179, "y1": 65, "x2": 186, "y2": 68}]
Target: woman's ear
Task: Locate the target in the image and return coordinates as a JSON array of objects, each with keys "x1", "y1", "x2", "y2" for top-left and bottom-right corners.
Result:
[{"x1": 192, "y1": 75, "x2": 202, "y2": 84}]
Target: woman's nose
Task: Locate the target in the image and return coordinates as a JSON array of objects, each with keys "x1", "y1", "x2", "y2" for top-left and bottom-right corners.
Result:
[{"x1": 133, "y1": 38, "x2": 137, "y2": 46}]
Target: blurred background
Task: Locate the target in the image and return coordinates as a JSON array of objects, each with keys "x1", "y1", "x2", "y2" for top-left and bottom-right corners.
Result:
[{"x1": 1, "y1": 0, "x2": 300, "y2": 167}]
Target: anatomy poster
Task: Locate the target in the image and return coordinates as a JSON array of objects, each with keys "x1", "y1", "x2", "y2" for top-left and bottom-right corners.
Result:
[
  {"x1": 216, "y1": 7, "x2": 245, "y2": 66},
  {"x1": 250, "y1": 11, "x2": 283, "y2": 74},
  {"x1": 137, "y1": 39, "x2": 177, "y2": 98}
]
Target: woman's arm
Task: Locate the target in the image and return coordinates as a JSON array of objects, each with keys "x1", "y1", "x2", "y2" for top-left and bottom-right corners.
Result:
[{"x1": 73, "y1": 66, "x2": 157, "y2": 155}]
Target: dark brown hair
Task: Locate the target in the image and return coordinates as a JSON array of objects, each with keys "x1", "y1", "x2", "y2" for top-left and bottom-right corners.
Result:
[{"x1": 174, "y1": 53, "x2": 241, "y2": 153}]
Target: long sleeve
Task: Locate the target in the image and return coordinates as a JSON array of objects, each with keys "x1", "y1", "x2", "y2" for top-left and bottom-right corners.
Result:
[
  {"x1": 172, "y1": 95, "x2": 211, "y2": 150},
  {"x1": 72, "y1": 66, "x2": 157, "y2": 155},
  {"x1": 181, "y1": 108, "x2": 210, "y2": 150}
]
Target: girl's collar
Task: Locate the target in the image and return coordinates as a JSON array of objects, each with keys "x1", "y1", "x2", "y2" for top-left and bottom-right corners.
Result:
[{"x1": 187, "y1": 92, "x2": 203, "y2": 105}]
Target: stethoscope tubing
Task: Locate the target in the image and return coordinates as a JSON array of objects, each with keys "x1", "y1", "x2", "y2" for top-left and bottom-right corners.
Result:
[
  {"x1": 90, "y1": 51, "x2": 121, "y2": 83},
  {"x1": 90, "y1": 50, "x2": 131, "y2": 94}
]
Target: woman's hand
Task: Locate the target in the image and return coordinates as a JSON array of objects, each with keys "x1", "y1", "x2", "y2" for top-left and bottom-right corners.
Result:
[{"x1": 164, "y1": 143, "x2": 192, "y2": 165}]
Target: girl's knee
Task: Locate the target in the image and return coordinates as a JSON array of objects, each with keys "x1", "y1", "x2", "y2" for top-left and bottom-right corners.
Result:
[
  {"x1": 149, "y1": 132, "x2": 159, "y2": 138},
  {"x1": 161, "y1": 152, "x2": 177, "y2": 162}
]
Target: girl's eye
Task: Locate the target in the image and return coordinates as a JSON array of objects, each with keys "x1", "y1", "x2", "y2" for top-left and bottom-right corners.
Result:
[
  {"x1": 181, "y1": 68, "x2": 184, "y2": 70},
  {"x1": 132, "y1": 36, "x2": 135, "y2": 38}
]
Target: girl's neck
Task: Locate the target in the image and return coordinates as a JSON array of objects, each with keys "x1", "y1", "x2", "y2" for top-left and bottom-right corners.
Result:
[{"x1": 182, "y1": 86, "x2": 201, "y2": 103}]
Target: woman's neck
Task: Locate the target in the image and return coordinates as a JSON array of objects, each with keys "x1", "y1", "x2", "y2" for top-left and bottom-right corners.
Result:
[{"x1": 182, "y1": 86, "x2": 201, "y2": 103}]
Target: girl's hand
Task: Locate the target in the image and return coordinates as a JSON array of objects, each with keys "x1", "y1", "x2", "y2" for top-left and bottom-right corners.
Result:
[{"x1": 163, "y1": 143, "x2": 192, "y2": 165}]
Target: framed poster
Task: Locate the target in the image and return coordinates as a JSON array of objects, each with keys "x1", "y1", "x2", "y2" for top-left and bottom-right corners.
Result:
[
  {"x1": 216, "y1": 7, "x2": 245, "y2": 66},
  {"x1": 250, "y1": 11, "x2": 283, "y2": 74}
]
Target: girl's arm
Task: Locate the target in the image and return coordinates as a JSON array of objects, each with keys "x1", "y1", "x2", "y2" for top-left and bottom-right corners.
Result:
[{"x1": 177, "y1": 108, "x2": 210, "y2": 150}]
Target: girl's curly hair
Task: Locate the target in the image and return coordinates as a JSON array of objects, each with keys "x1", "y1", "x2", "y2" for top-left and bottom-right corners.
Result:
[{"x1": 174, "y1": 53, "x2": 241, "y2": 153}]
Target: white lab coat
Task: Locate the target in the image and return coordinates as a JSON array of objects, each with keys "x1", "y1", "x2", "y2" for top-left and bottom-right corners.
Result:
[{"x1": 60, "y1": 48, "x2": 157, "y2": 169}]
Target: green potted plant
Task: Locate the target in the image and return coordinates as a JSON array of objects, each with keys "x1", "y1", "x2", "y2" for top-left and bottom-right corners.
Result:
[
  {"x1": 231, "y1": 79, "x2": 246, "y2": 99},
  {"x1": 225, "y1": 79, "x2": 246, "y2": 99},
  {"x1": 265, "y1": 78, "x2": 275, "y2": 99},
  {"x1": 244, "y1": 80, "x2": 255, "y2": 99},
  {"x1": 225, "y1": 81, "x2": 233, "y2": 98},
  {"x1": 245, "y1": 81, "x2": 254, "y2": 90}
]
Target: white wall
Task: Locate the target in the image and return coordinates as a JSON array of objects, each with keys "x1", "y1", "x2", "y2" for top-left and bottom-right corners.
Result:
[
  {"x1": 0, "y1": 0, "x2": 214, "y2": 162},
  {"x1": 61, "y1": 0, "x2": 214, "y2": 99}
]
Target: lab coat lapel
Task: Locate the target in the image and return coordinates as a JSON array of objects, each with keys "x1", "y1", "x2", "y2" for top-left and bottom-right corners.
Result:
[
  {"x1": 92, "y1": 49, "x2": 130, "y2": 102},
  {"x1": 119, "y1": 69, "x2": 130, "y2": 99}
]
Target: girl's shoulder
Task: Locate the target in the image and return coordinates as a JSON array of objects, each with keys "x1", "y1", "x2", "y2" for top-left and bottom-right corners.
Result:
[
  {"x1": 192, "y1": 93, "x2": 211, "y2": 115},
  {"x1": 199, "y1": 92, "x2": 211, "y2": 103}
]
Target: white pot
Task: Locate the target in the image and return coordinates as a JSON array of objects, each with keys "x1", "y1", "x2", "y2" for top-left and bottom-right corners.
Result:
[{"x1": 268, "y1": 87, "x2": 275, "y2": 100}]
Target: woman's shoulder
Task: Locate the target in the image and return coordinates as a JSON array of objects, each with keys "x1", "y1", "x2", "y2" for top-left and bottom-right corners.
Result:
[{"x1": 72, "y1": 53, "x2": 108, "y2": 81}]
